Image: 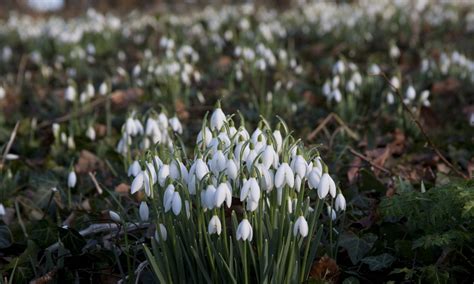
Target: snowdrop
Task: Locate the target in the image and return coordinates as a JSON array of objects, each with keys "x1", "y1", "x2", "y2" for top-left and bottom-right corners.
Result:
[
  {"x1": 109, "y1": 210, "x2": 121, "y2": 223},
  {"x1": 68, "y1": 170, "x2": 77, "y2": 188},
  {"x1": 236, "y1": 218, "x2": 253, "y2": 241},
  {"x1": 208, "y1": 215, "x2": 222, "y2": 235},
  {"x1": 293, "y1": 216, "x2": 309, "y2": 237},
  {"x1": 335, "y1": 192, "x2": 346, "y2": 211},
  {"x1": 139, "y1": 202, "x2": 149, "y2": 222}
]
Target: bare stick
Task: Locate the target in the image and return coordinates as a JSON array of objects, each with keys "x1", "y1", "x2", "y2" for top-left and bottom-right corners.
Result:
[
  {"x1": 349, "y1": 147, "x2": 392, "y2": 175},
  {"x1": 88, "y1": 172, "x2": 103, "y2": 195},
  {"x1": 0, "y1": 121, "x2": 20, "y2": 170},
  {"x1": 377, "y1": 72, "x2": 468, "y2": 179}
]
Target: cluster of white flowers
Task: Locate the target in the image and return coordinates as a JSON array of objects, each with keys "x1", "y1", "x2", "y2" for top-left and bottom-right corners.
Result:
[
  {"x1": 130, "y1": 106, "x2": 346, "y2": 241},
  {"x1": 323, "y1": 60, "x2": 363, "y2": 103},
  {"x1": 422, "y1": 51, "x2": 474, "y2": 84},
  {"x1": 116, "y1": 110, "x2": 183, "y2": 156}
]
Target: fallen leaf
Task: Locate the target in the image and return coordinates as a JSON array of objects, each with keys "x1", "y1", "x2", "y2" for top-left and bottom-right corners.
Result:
[
  {"x1": 347, "y1": 156, "x2": 362, "y2": 184},
  {"x1": 110, "y1": 88, "x2": 144, "y2": 108},
  {"x1": 75, "y1": 150, "x2": 106, "y2": 174},
  {"x1": 309, "y1": 255, "x2": 340, "y2": 283},
  {"x1": 115, "y1": 183, "x2": 130, "y2": 195}
]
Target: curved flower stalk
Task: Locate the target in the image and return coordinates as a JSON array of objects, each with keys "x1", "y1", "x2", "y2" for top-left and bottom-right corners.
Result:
[{"x1": 132, "y1": 107, "x2": 346, "y2": 283}]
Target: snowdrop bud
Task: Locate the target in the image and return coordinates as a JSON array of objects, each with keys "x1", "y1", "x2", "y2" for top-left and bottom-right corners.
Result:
[
  {"x1": 185, "y1": 200, "x2": 191, "y2": 219},
  {"x1": 327, "y1": 206, "x2": 337, "y2": 221},
  {"x1": 210, "y1": 107, "x2": 226, "y2": 131},
  {"x1": 164, "y1": 185, "x2": 175, "y2": 212},
  {"x1": 169, "y1": 117, "x2": 183, "y2": 134},
  {"x1": 390, "y1": 45, "x2": 400, "y2": 59},
  {"x1": 139, "y1": 202, "x2": 149, "y2": 222},
  {"x1": 406, "y1": 86, "x2": 416, "y2": 100},
  {"x1": 236, "y1": 219, "x2": 253, "y2": 241},
  {"x1": 197, "y1": 127, "x2": 212, "y2": 147},
  {"x1": 52, "y1": 123, "x2": 60, "y2": 138},
  {"x1": 131, "y1": 171, "x2": 144, "y2": 194},
  {"x1": 317, "y1": 173, "x2": 330, "y2": 199},
  {"x1": 195, "y1": 159, "x2": 209, "y2": 181},
  {"x1": 329, "y1": 176, "x2": 336, "y2": 198},
  {"x1": 390, "y1": 77, "x2": 400, "y2": 89},
  {"x1": 335, "y1": 193, "x2": 346, "y2": 211},
  {"x1": 86, "y1": 125, "x2": 96, "y2": 141},
  {"x1": 470, "y1": 113, "x2": 474, "y2": 126},
  {"x1": 275, "y1": 163, "x2": 294, "y2": 189},
  {"x1": 0, "y1": 204, "x2": 5, "y2": 216},
  {"x1": 67, "y1": 136, "x2": 75, "y2": 150},
  {"x1": 293, "y1": 216, "x2": 309, "y2": 237},
  {"x1": 99, "y1": 82, "x2": 108, "y2": 95},
  {"x1": 387, "y1": 92, "x2": 395, "y2": 105},
  {"x1": 273, "y1": 129, "x2": 283, "y2": 152},
  {"x1": 215, "y1": 183, "x2": 229, "y2": 208},
  {"x1": 65, "y1": 86, "x2": 76, "y2": 102},
  {"x1": 172, "y1": 192, "x2": 182, "y2": 215},
  {"x1": 86, "y1": 83, "x2": 94, "y2": 98},
  {"x1": 226, "y1": 159, "x2": 238, "y2": 180},
  {"x1": 68, "y1": 170, "x2": 77, "y2": 188},
  {"x1": 0, "y1": 86, "x2": 5, "y2": 100},
  {"x1": 332, "y1": 88, "x2": 342, "y2": 103},
  {"x1": 208, "y1": 215, "x2": 222, "y2": 235},
  {"x1": 322, "y1": 81, "x2": 331, "y2": 97},
  {"x1": 128, "y1": 161, "x2": 141, "y2": 177},
  {"x1": 109, "y1": 211, "x2": 121, "y2": 223},
  {"x1": 158, "y1": 164, "x2": 170, "y2": 187},
  {"x1": 155, "y1": 224, "x2": 168, "y2": 242}
]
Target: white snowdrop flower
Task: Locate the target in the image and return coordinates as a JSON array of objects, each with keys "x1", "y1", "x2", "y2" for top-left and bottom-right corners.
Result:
[
  {"x1": 203, "y1": 184, "x2": 217, "y2": 210},
  {"x1": 329, "y1": 175, "x2": 337, "y2": 198},
  {"x1": 210, "y1": 150, "x2": 227, "y2": 175},
  {"x1": 68, "y1": 170, "x2": 77, "y2": 188},
  {"x1": 331, "y1": 76, "x2": 340, "y2": 89},
  {"x1": 335, "y1": 193, "x2": 346, "y2": 211},
  {"x1": 275, "y1": 163, "x2": 295, "y2": 189},
  {"x1": 169, "y1": 117, "x2": 183, "y2": 134},
  {"x1": 139, "y1": 202, "x2": 149, "y2": 222},
  {"x1": 67, "y1": 135, "x2": 75, "y2": 150},
  {"x1": 158, "y1": 164, "x2": 170, "y2": 187},
  {"x1": 0, "y1": 204, "x2": 5, "y2": 216},
  {"x1": 4, "y1": 153, "x2": 18, "y2": 160},
  {"x1": 172, "y1": 192, "x2": 182, "y2": 215},
  {"x1": 226, "y1": 159, "x2": 239, "y2": 180},
  {"x1": 369, "y1": 64, "x2": 381, "y2": 75},
  {"x1": 327, "y1": 206, "x2": 337, "y2": 221},
  {"x1": 390, "y1": 44, "x2": 400, "y2": 59},
  {"x1": 346, "y1": 80, "x2": 356, "y2": 93},
  {"x1": 195, "y1": 159, "x2": 209, "y2": 181},
  {"x1": 322, "y1": 81, "x2": 331, "y2": 97},
  {"x1": 128, "y1": 160, "x2": 141, "y2": 177},
  {"x1": 197, "y1": 127, "x2": 212, "y2": 147},
  {"x1": 131, "y1": 171, "x2": 144, "y2": 194},
  {"x1": 86, "y1": 83, "x2": 95, "y2": 98},
  {"x1": 317, "y1": 173, "x2": 331, "y2": 199},
  {"x1": 352, "y1": 72, "x2": 363, "y2": 85},
  {"x1": 99, "y1": 82, "x2": 108, "y2": 95},
  {"x1": 86, "y1": 125, "x2": 96, "y2": 141},
  {"x1": 236, "y1": 219, "x2": 253, "y2": 241},
  {"x1": 187, "y1": 175, "x2": 197, "y2": 195},
  {"x1": 273, "y1": 129, "x2": 283, "y2": 152},
  {"x1": 470, "y1": 113, "x2": 474, "y2": 126},
  {"x1": 334, "y1": 60, "x2": 345, "y2": 74},
  {"x1": 262, "y1": 144, "x2": 278, "y2": 169},
  {"x1": 332, "y1": 88, "x2": 342, "y2": 103},
  {"x1": 52, "y1": 123, "x2": 60, "y2": 138},
  {"x1": 208, "y1": 215, "x2": 222, "y2": 235},
  {"x1": 390, "y1": 77, "x2": 400, "y2": 89},
  {"x1": 215, "y1": 182, "x2": 232, "y2": 208},
  {"x1": 294, "y1": 175, "x2": 302, "y2": 192},
  {"x1": 109, "y1": 210, "x2": 121, "y2": 223},
  {"x1": 287, "y1": 197, "x2": 293, "y2": 214},
  {"x1": 387, "y1": 92, "x2": 395, "y2": 105},
  {"x1": 259, "y1": 167, "x2": 274, "y2": 192},
  {"x1": 125, "y1": 117, "x2": 136, "y2": 135},
  {"x1": 293, "y1": 216, "x2": 309, "y2": 237},
  {"x1": 406, "y1": 86, "x2": 416, "y2": 101},
  {"x1": 163, "y1": 184, "x2": 176, "y2": 212},
  {"x1": 0, "y1": 86, "x2": 5, "y2": 100},
  {"x1": 420, "y1": 90, "x2": 430, "y2": 106},
  {"x1": 210, "y1": 107, "x2": 226, "y2": 131},
  {"x1": 291, "y1": 155, "x2": 307, "y2": 178},
  {"x1": 155, "y1": 224, "x2": 168, "y2": 242},
  {"x1": 145, "y1": 118, "x2": 159, "y2": 137},
  {"x1": 146, "y1": 162, "x2": 157, "y2": 184},
  {"x1": 65, "y1": 86, "x2": 76, "y2": 102}
]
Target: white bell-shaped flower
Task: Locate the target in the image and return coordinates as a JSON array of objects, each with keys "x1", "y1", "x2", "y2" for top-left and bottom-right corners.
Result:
[
  {"x1": 335, "y1": 193, "x2": 346, "y2": 211},
  {"x1": 155, "y1": 224, "x2": 168, "y2": 242},
  {"x1": 139, "y1": 202, "x2": 149, "y2": 222},
  {"x1": 128, "y1": 160, "x2": 141, "y2": 177},
  {"x1": 208, "y1": 215, "x2": 222, "y2": 235},
  {"x1": 210, "y1": 107, "x2": 226, "y2": 131},
  {"x1": 131, "y1": 171, "x2": 144, "y2": 194},
  {"x1": 293, "y1": 216, "x2": 309, "y2": 237},
  {"x1": 158, "y1": 164, "x2": 170, "y2": 187},
  {"x1": 68, "y1": 170, "x2": 77, "y2": 189},
  {"x1": 236, "y1": 219, "x2": 253, "y2": 241},
  {"x1": 317, "y1": 173, "x2": 330, "y2": 199},
  {"x1": 275, "y1": 163, "x2": 294, "y2": 189}
]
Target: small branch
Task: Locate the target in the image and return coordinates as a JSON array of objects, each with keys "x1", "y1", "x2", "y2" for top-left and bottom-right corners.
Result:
[
  {"x1": 0, "y1": 121, "x2": 20, "y2": 170},
  {"x1": 349, "y1": 147, "x2": 392, "y2": 175},
  {"x1": 307, "y1": 113, "x2": 359, "y2": 141},
  {"x1": 88, "y1": 172, "x2": 103, "y2": 195},
  {"x1": 377, "y1": 72, "x2": 468, "y2": 179}
]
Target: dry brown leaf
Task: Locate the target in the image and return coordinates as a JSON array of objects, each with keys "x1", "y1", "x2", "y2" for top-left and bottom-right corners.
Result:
[
  {"x1": 431, "y1": 78, "x2": 460, "y2": 95},
  {"x1": 110, "y1": 88, "x2": 144, "y2": 108},
  {"x1": 75, "y1": 150, "x2": 105, "y2": 174},
  {"x1": 347, "y1": 156, "x2": 362, "y2": 184},
  {"x1": 115, "y1": 183, "x2": 130, "y2": 195},
  {"x1": 309, "y1": 255, "x2": 340, "y2": 283}
]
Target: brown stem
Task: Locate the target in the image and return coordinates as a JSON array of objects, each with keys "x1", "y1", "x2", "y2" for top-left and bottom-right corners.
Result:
[{"x1": 378, "y1": 72, "x2": 468, "y2": 179}]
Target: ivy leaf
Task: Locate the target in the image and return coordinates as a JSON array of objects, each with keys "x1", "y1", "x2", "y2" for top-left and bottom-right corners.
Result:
[
  {"x1": 361, "y1": 253, "x2": 395, "y2": 271},
  {"x1": 0, "y1": 224, "x2": 12, "y2": 249},
  {"x1": 59, "y1": 227, "x2": 86, "y2": 255},
  {"x1": 31, "y1": 220, "x2": 58, "y2": 248},
  {"x1": 339, "y1": 232, "x2": 377, "y2": 265}
]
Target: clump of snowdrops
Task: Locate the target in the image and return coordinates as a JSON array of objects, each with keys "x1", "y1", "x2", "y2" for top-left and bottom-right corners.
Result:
[{"x1": 127, "y1": 103, "x2": 346, "y2": 283}]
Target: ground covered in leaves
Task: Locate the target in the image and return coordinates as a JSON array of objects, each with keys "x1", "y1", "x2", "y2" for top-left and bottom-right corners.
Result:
[{"x1": 0, "y1": 1, "x2": 473, "y2": 283}]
